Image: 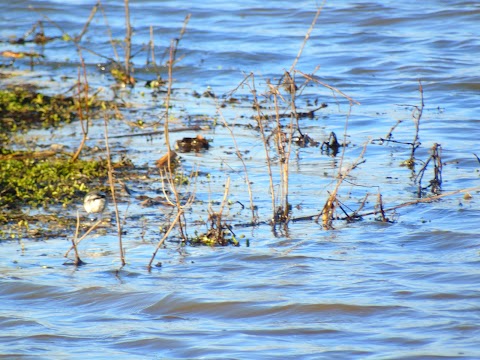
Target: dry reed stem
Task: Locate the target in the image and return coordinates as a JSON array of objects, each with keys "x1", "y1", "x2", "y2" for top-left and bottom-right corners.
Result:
[
  {"x1": 76, "y1": 1, "x2": 100, "y2": 42},
  {"x1": 147, "y1": 209, "x2": 184, "y2": 271},
  {"x1": 266, "y1": 77, "x2": 297, "y2": 223},
  {"x1": 64, "y1": 218, "x2": 103, "y2": 257},
  {"x1": 71, "y1": 211, "x2": 84, "y2": 266},
  {"x1": 226, "y1": 71, "x2": 254, "y2": 96},
  {"x1": 38, "y1": 1, "x2": 103, "y2": 162},
  {"x1": 379, "y1": 82, "x2": 425, "y2": 152},
  {"x1": 317, "y1": 141, "x2": 368, "y2": 228},
  {"x1": 350, "y1": 186, "x2": 480, "y2": 220},
  {"x1": 163, "y1": 39, "x2": 187, "y2": 241},
  {"x1": 163, "y1": 41, "x2": 175, "y2": 173},
  {"x1": 123, "y1": 0, "x2": 132, "y2": 82},
  {"x1": 295, "y1": 70, "x2": 361, "y2": 105},
  {"x1": 104, "y1": 115, "x2": 125, "y2": 266},
  {"x1": 269, "y1": 84, "x2": 293, "y2": 222},
  {"x1": 353, "y1": 193, "x2": 370, "y2": 217},
  {"x1": 214, "y1": 177, "x2": 231, "y2": 228},
  {"x1": 416, "y1": 142, "x2": 442, "y2": 196},
  {"x1": 30, "y1": 8, "x2": 69, "y2": 40},
  {"x1": 217, "y1": 107, "x2": 257, "y2": 222},
  {"x1": 149, "y1": 25, "x2": 156, "y2": 66},
  {"x1": 384, "y1": 120, "x2": 403, "y2": 141},
  {"x1": 158, "y1": 168, "x2": 180, "y2": 207},
  {"x1": 71, "y1": 65, "x2": 90, "y2": 162},
  {"x1": 98, "y1": 2, "x2": 120, "y2": 62},
  {"x1": 70, "y1": 2, "x2": 99, "y2": 163},
  {"x1": 204, "y1": 177, "x2": 232, "y2": 245},
  {"x1": 376, "y1": 192, "x2": 387, "y2": 222},
  {"x1": 289, "y1": 0, "x2": 327, "y2": 72},
  {"x1": 157, "y1": 14, "x2": 190, "y2": 66},
  {"x1": 73, "y1": 2, "x2": 128, "y2": 66},
  {"x1": 409, "y1": 80, "x2": 424, "y2": 161},
  {"x1": 283, "y1": 76, "x2": 299, "y2": 221},
  {"x1": 316, "y1": 72, "x2": 359, "y2": 228},
  {"x1": 179, "y1": 14, "x2": 191, "y2": 39},
  {"x1": 245, "y1": 73, "x2": 277, "y2": 221},
  {"x1": 173, "y1": 14, "x2": 191, "y2": 65},
  {"x1": 337, "y1": 104, "x2": 353, "y2": 180},
  {"x1": 158, "y1": 166, "x2": 197, "y2": 211}
]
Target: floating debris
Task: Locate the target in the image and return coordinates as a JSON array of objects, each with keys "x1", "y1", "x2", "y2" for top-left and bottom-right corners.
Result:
[{"x1": 0, "y1": 50, "x2": 44, "y2": 59}]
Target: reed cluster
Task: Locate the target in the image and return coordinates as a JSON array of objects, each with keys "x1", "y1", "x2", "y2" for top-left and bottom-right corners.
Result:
[{"x1": 1, "y1": 1, "x2": 475, "y2": 271}]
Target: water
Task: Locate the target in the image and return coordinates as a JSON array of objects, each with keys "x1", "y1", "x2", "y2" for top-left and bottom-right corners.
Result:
[{"x1": 1, "y1": 1, "x2": 480, "y2": 358}]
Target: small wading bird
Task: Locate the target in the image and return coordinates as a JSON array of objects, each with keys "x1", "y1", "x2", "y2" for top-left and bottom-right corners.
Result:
[{"x1": 84, "y1": 191, "x2": 107, "y2": 221}]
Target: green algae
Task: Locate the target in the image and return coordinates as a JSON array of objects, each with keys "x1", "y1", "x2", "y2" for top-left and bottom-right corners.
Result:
[
  {"x1": 0, "y1": 86, "x2": 78, "y2": 144},
  {"x1": 0, "y1": 154, "x2": 108, "y2": 210}
]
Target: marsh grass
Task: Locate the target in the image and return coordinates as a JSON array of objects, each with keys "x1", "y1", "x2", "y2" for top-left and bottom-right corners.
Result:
[{"x1": 2, "y1": 1, "x2": 480, "y2": 272}]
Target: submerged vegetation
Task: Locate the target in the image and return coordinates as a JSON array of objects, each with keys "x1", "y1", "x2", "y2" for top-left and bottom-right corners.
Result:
[
  {"x1": 0, "y1": 154, "x2": 108, "y2": 209},
  {"x1": 0, "y1": 1, "x2": 477, "y2": 269},
  {"x1": 0, "y1": 86, "x2": 77, "y2": 143}
]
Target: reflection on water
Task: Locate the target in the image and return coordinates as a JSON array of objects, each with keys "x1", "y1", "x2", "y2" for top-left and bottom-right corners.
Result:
[{"x1": 1, "y1": 1, "x2": 480, "y2": 358}]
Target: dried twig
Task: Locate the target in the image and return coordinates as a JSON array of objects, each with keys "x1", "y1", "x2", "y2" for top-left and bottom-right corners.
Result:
[
  {"x1": 104, "y1": 114, "x2": 125, "y2": 266},
  {"x1": 409, "y1": 80, "x2": 424, "y2": 162},
  {"x1": 147, "y1": 209, "x2": 184, "y2": 271},
  {"x1": 316, "y1": 141, "x2": 368, "y2": 228},
  {"x1": 70, "y1": 211, "x2": 85, "y2": 266},
  {"x1": 351, "y1": 186, "x2": 480, "y2": 219},
  {"x1": 64, "y1": 219, "x2": 102, "y2": 257},
  {"x1": 123, "y1": 0, "x2": 133, "y2": 83},
  {"x1": 375, "y1": 192, "x2": 388, "y2": 222},
  {"x1": 289, "y1": 0, "x2": 327, "y2": 72},
  {"x1": 217, "y1": 107, "x2": 258, "y2": 222},
  {"x1": 416, "y1": 143, "x2": 442, "y2": 196},
  {"x1": 295, "y1": 70, "x2": 361, "y2": 105},
  {"x1": 75, "y1": 1, "x2": 100, "y2": 42}
]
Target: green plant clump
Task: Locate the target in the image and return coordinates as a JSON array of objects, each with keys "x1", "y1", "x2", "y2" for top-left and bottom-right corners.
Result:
[
  {"x1": 0, "y1": 156, "x2": 108, "y2": 210},
  {"x1": 0, "y1": 86, "x2": 77, "y2": 144}
]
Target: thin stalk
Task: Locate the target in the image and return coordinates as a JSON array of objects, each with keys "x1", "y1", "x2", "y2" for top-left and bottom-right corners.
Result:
[
  {"x1": 75, "y1": 1, "x2": 99, "y2": 42},
  {"x1": 295, "y1": 70, "x2": 361, "y2": 105},
  {"x1": 71, "y1": 62, "x2": 89, "y2": 162},
  {"x1": 124, "y1": 0, "x2": 132, "y2": 81},
  {"x1": 104, "y1": 115, "x2": 125, "y2": 266},
  {"x1": 164, "y1": 38, "x2": 187, "y2": 242},
  {"x1": 64, "y1": 219, "x2": 102, "y2": 257},
  {"x1": 149, "y1": 25, "x2": 156, "y2": 66},
  {"x1": 41, "y1": 1, "x2": 99, "y2": 162},
  {"x1": 71, "y1": 211, "x2": 85, "y2": 266},
  {"x1": 147, "y1": 209, "x2": 184, "y2": 271},
  {"x1": 217, "y1": 107, "x2": 257, "y2": 222},
  {"x1": 409, "y1": 79, "x2": 424, "y2": 162},
  {"x1": 217, "y1": 177, "x2": 231, "y2": 226},
  {"x1": 272, "y1": 90, "x2": 289, "y2": 221},
  {"x1": 99, "y1": 2, "x2": 120, "y2": 62},
  {"x1": 283, "y1": 73, "x2": 298, "y2": 221},
  {"x1": 289, "y1": 0, "x2": 326, "y2": 72},
  {"x1": 250, "y1": 74, "x2": 276, "y2": 221}
]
